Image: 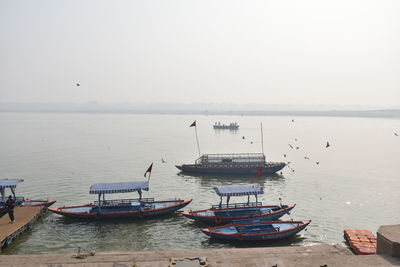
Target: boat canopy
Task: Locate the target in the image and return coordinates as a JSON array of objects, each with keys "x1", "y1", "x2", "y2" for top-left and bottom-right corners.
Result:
[
  {"x1": 0, "y1": 179, "x2": 24, "y2": 189},
  {"x1": 214, "y1": 184, "x2": 263, "y2": 197},
  {"x1": 89, "y1": 181, "x2": 149, "y2": 194}
]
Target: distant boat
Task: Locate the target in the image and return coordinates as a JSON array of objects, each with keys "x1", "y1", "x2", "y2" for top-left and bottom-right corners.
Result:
[
  {"x1": 0, "y1": 179, "x2": 56, "y2": 217},
  {"x1": 181, "y1": 184, "x2": 294, "y2": 224},
  {"x1": 213, "y1": 122, "x2": 239, "y2": 130},
  {"x1": 176, "y1": 153, "x2": 286, "y2": 175},
  {"x1": 49, "y1": 181, "x2": 191, "y2": 220},
  {"x1": 201, "y1": 218, "x2": 311, "y2": 241}
]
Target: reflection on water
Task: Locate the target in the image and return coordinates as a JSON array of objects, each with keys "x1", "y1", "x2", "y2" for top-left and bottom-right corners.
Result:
[
  {"x1": 1, "y1": 113, "x2": 399, "y2": 254},
  {"x1": 177, "y1": 172, "x2": 285, "y2": 188}
]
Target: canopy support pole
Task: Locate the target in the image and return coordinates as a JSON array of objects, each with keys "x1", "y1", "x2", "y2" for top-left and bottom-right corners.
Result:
[
  {"x1": 219, "y1": 196, "x2": 222, "y2": 208},
  {"x1": 11, "y1": 188, "x2": 16, "y2": 200},
  {"x1": 247, "y1": 195, "x2": 250, "y2": 205},
  {"x1": 138, "y1": 189, "x2": 142, "y2": 201},
  {"x1": 255, "y1": 194, "x2": 258, "y2": 206},
  {"x1": 98, "y1": 193, "x2": 101, "y2": 207},
  {"x1": 227, "y1": 196, "x2": 230, "y2": 206}
]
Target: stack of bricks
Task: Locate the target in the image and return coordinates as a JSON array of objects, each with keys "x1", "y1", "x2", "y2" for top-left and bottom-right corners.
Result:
[{"x1": 344, "y1": 229, "x2": 377, "y2": 255}]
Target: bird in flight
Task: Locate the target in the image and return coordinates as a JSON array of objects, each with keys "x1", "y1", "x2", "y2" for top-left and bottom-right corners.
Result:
[
  {"x1": 326, "y1": 141, "x2": 330, "y2": 148},
  {"x1": 76, "y1": 83, "x2": 80, "y2": 86}
]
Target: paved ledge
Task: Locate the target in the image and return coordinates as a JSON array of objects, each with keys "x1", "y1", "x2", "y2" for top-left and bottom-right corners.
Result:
[
  {"x1": 1, "y1": 245, "x2": 400, "y2": 267},
  {"x1": 378, "y1": 224, "x2": 400, "y2": 258}
]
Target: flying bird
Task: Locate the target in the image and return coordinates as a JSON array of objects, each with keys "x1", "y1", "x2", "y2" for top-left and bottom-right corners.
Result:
[
  {"x1": 294, "y1": 138, "x2": 298, "y2": 141},
  {"x1": 296, "y1": 146, "x2": 299, "y2": 150},
  {"x1": 395, "y1": 133, "x2": 398, "y2": 136},
  {"x1": 283, "y1": 154, "x2": 286, "y2": 158},
  {"x1": 326, "y1": 141, "x2": 330, "y2": 148},
  {"x1": 304, "y1": 156, "x2": 310, "y2": 160},
  {"x1": 76, "y1": 83, "x2": 80, "y2": 86},
  {"x1": 316, "y1": 161, "x2": 320, "y2": 165},
  {"x1": 242, "y1": 136, "x2": 245, "y2": 140},
  {"x1": 161, "y1": 158, "x2": 167, "y2": 163},
  {"x1": 289, "y1": 144, "x2": 293, "y2": 149},
  {"x1": 291, "y1": 119, "x2": 295, "y2": 122}
]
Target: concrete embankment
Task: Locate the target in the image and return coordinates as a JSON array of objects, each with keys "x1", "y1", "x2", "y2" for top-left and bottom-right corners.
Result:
[{"x1": 1, "y1": 245, "x2": 400, "y2": 267}]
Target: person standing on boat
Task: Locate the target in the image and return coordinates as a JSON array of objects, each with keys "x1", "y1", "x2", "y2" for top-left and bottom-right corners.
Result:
[{"x1": 5, "y1": 195, "x2": 16, "y2": 223}]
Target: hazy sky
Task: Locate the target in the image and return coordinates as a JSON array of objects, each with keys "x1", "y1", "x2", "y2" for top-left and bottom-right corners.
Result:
[{"x1": 1, "y1": 0, "x2": 399, "y2": 106}]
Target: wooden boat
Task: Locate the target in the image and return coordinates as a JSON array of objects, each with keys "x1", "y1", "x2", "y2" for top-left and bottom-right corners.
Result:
[
  {"x1": 49, "y1": 181, "x2": 191, "y2": 220},
  {"x1": 213, "y1": 122, "x2": 239, "y2": 130},
  {"x1": 0, "y1": 179, "x2": 56, "y2": 216},
  {"x1": 176, "y1": 153, "x2": 285, "y2": 175},
  {"x1": 201, "y1": 218, "x2": 311, "y2": 241},
  {"x1": 181, "y1": 184, "x2": 294, "y2": 224}
]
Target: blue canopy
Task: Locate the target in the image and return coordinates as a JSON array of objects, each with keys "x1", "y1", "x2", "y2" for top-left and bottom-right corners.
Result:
[
  {"x1": 89, "y1": 181, "x2": 149, "y2": 194},
  {"x1": 0, "y1": 179, "x2": 24, "y2": 189},
  {"x1": 214, "y1": 184, "x2": 263, "y2": 197}
]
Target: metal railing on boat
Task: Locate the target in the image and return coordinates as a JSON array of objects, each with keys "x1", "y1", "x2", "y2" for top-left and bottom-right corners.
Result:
[
  {"x1": 212, "y1": 202, "x2": 262, "y2": 209},
  {"x1": 93, "y1": 198, "x2": 155, "y2": 206}
]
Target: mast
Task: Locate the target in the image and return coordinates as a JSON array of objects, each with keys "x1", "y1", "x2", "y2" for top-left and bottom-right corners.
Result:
[{"x1": 260, "y1": 122, "x2": 265, "y2": 155}]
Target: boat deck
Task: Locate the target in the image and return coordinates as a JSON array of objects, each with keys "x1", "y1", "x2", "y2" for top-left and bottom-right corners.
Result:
[{"x1": 0, "y1": 206, "x2": 43, "y2": 251}]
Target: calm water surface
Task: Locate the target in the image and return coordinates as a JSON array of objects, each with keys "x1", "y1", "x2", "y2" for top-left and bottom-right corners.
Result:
[{"x1": 0, "y1": 112, "x2": 399, "y2": 254}]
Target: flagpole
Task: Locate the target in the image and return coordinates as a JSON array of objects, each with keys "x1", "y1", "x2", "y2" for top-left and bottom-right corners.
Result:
[
  {"x1": 260, "y1": 122, "x2": 264, "y2": 155},
  {"x1": 195, "y1": 124, "x2": 201, "y2": 157}
]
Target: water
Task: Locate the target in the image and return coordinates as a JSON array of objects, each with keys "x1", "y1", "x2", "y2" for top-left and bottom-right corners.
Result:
[{"x1": 0, "y1": 112, "x2": 399, "y2": 254}]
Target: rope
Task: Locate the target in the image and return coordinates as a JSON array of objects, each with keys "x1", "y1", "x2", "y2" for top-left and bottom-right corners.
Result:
[{"x1": 39, "y1": 215, "x2": 96, "y2": 257}]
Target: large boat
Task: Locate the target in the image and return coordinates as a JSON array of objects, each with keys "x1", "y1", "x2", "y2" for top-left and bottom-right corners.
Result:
[
  {"x1": 0, "y1": 179, "x2": 56, "y2": 216},
  {"x1": 201, "y1": 218, "x2": 311, "y2": 241},
  {"x1": 49, "y1": 181, "x2": 191, "y2": 220},
  {"x1": 182, "y1": 184, "x2": 294, "y2": 224},
  {"x1": 176, "y1": 153, "x2": 285, "y2": 175},
  {"x1": 213, "y1": 122, "x2": 239, "y2": 130}
]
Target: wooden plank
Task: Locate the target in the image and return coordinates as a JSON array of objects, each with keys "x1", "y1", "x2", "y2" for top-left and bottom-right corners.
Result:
[{"x1": 0, "y1": 206, "x2": 43, "y2": 248}]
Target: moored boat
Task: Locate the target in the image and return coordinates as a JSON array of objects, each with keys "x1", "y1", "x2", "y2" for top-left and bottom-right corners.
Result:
[
  {"x1": 213, "y1": 122, "x2": 239, "y2": 130},
  {"x1": 176, "y1": 153, "x2": 285, "y2": 175},
  {"x1": 201, "y1": 218, "x2": 311, "y2": 241},
  {"x1": 181, "y1": 184, "x2": 294, "y2": 224},
  {"x1": 49, "y1": 181, "x2": 191, "y2": 220},
  {"x1": 0, "y1": 179, "x2": 56, "y2": 216}
]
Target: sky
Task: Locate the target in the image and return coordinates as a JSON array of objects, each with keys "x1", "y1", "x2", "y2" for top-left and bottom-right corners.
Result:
[{"x1": 0, "y1": 0, "x2": 400, "y2": 107}]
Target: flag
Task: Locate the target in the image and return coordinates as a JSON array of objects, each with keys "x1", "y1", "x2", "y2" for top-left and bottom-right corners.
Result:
[
  {"x1": 256, "y1": 167, "x2": 263, "y2": 177},
  {"x1": 144, "y1": 163, "x2": 153, "y2": 177},
  {"x1": 190, "y1": 120, "x2": 196, "y2": 127}
]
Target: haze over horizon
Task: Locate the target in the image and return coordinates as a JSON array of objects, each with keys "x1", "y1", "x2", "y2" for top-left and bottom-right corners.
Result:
[{"x1": 1, "y1": 1, "x2": 400, "y2": 107}]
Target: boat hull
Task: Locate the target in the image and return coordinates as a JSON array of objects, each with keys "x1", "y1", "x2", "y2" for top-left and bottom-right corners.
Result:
[
  {"x1": 181, "y1": 204, "x2": 295, "y2": 224},
  {"x1": 176, "y1": 163, "x2": 286, "y2": 175},
  {"x1": 202, "y1": 220, "x2": 311, "y2": 241},
  {"x1": 49, "y1": 199, "x2": 192, "y2": 220}
]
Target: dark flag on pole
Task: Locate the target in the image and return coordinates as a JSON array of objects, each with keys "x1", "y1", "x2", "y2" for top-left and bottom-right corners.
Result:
[
  {"x1": 190, "y1": 120, "x2": 196, "y2": 127},
  {"x1": 144, "y1": 163, "x2": 153, "y2": 178}
]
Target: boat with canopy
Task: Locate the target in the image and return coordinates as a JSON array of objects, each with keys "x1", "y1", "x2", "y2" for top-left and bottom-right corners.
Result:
[
  {"x1": 201, "y1": 218, "x2": 311, "y2": 241},
  {"x1": 49, "y1": 181, "x2": 191, "y2": 219},
  {"x1": 181, "y1": 184, "x2": 294, "y2": 224},
  {"x1": 0, "y1": 179, "x2": 56, "y2": 216}
]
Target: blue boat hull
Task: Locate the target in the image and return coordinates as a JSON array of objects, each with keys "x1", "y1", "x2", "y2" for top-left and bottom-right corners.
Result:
[
  {"x1": 176, "y1": 163, "x2": 286, "y2": 175},
  {"x1": 181, "y1": 205, "x2": 295, "y2": 224},
  {"x1": 202, "y1": 220, "x2": 311, "y2": 241}
]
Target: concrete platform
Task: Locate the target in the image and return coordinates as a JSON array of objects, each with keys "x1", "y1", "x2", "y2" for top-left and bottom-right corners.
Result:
[
  {"x1": 1, "y1": 245, "x2": 400, "y2": 266},
  {"x1": 378, "y1": 224, "x2": 400, "y2": 258}
]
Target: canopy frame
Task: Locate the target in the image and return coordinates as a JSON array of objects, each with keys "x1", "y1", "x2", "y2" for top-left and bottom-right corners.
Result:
[
  {"x1": 214, "y1": 184, "x2": 263, "y2": 207},
  {"x1": 0, "y1": 179, "x2": 24, "y2": 199},
  {"x1": 89, "y1": 181, "x2": 149, "y2": 207}
]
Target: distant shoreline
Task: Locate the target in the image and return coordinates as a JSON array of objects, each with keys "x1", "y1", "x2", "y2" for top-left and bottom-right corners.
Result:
[{"x1": 1, "y1": 109, "x2": 399, "y2": 119}]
